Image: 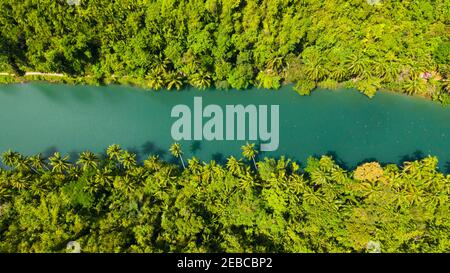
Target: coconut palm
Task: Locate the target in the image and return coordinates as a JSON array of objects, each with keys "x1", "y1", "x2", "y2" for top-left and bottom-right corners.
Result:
[
  {"x1": 106, "y1": 144, "x2": 122, "y2": 161},
  {"x1": 241, "y1": 142, "x2": 258, "y2": 169},
  {"x1": 311, "y1": 169, "x2": 331, "y2": 185},
  {"x1": 2, "y1": 150, "x2": 20, "y2": 169},
  {"x1": 49, "y1": 152, "x2": 71, "y2": 173},
  {"x1": 143, "y1": 155, "x2": 163, "y2": 171},
  {"x1": 331, "y1": 168, "x2": 348, "y2": 184},
  {"x1": 303, "y1": 186, "x2": 325, "y2": 206},
  {"x1": 152, "y1": 53, "x2": 171, "y2": 72},
  {"x1": 441, "y1": 79, "x2": 449, "y2": 93},
  {"x1": 189, "y1": 72, "x2": 211, "y2": 89},
  {"x1": 147, "y1": 73, "x2": 165, "y2": 90},
  {"x1": 226, "y1": 156, "x2": 243, "y2": 175},
  {"x1": 303, "y1": 54, "x2": 326, "y2": 82},
  {"x1": 404, "y1": 76, "x2": 427, "y2": 95},
  {"x1": 169, "y1": 142, "x2": 185, "y2": 169},
  {"x1": 266, "y1": 56, "x2": 284, "y2": 72},
  {"x1": 121, "y1": 151, "x2": 137, "y2": 170},
  {"x1": 187, "y1": 157, "x2": 202, "y2": 174},
  {"x1": 15, "y1": 154, "x2": 31, "y2": 173},
  {"x1": 330, "y1": 65, "x2": 347, "y2": 81},
  {"x1": 345, "y1": 53, "x2": 371, "y2": 77},
  {"x1": 77, "y1": 151, "x2": 98, "y2": 171},
  {"x1": 94, "y1": 167, "x2": 114, "y2": 188},
  {"x1": 29, "y1": 153, "x2": 49, "y2": 172},
  {"x1": 166, "y1": 72, "x2": 184, "y2": 90}
]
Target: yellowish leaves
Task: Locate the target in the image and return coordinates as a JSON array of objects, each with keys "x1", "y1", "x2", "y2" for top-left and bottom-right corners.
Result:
[{"x1": 354, "y1": 162, "x2": 384, "y2": 183}]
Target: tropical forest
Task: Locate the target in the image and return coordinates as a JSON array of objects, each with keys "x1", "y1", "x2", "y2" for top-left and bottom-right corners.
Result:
[
  {"x1": 0, "y1": 0, "x2": 449, "y2": 100},
  {"x1": 0, "y1": 0, "x2": 449, "y2": 254}
]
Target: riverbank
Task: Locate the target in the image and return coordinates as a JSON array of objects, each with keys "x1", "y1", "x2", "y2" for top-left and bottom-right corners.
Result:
[
  {"x1": 0, "y1": 146, "x2": 449, "y2": 253},
  {"x1": 2, "y1": 0, "x2": 448, "y2": 106},
  {"x1": 1, "y1": 83, "x2": 449, "y2": 171},
  {"x1": 1, "y1": 72, "x2": 449, "y2": 105}
]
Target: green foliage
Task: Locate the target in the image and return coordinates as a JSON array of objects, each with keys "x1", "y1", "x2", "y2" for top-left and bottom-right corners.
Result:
[
  {"x1": 434, "y1": 42, "x2": 450, "y2": 65},
  {"x1": 0, "y1": 0, "x2": 447, "y2": 99},
  {"x1": 355, "y1": 77, "x2": 381, "y2": 98},
  {"x1": 0, "y1": 147, "x2": 449, "y2": 253},
  {"x1": 294, "y1": 80, "x2": 316, "y2": 96}
]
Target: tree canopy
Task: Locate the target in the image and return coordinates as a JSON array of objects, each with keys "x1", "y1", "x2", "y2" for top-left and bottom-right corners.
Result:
[
  {"x1": 0, "y1": 145, "x2": 448, "y2": 253},
  {"x1": 0, "y1": 0, "x2": 448, "y2": 100}
]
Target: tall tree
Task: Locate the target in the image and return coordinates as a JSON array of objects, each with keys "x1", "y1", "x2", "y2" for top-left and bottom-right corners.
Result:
[{"x1": 169, "y1": 142, "x2": 185, "y2": 169}]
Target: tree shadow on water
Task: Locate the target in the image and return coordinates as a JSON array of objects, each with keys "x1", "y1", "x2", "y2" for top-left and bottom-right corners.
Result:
[
  {"x1": 141, "y1": 141, "x2": 155, "y2": 155},
  {"x1": 42, "y1": 146, "x2": 59, "y2": 158},
  {"x1": 444, "y1": 162, "x2": 450, "y2": 174},
  {"x1": 141, "y1": 141, "x2": 167, "y2": 160},
  {"x1": 190, "y1": 141, "x2": 201, "y2": 154},
  {"x1": 399, "y1": 150, "x2": 425, "y2": 164},
  {"x1": 324, "y1": 151, "x2": 349, "y2": 170},
  {"x1": 211, "y1": 153, "x2": 226, "y2": 165},
  {"x1": 68, "y1": 150, "x2": 81, "y2": 163},
  {"x1": 126, "y1": 146, "x2": 142, "y2": 162}
]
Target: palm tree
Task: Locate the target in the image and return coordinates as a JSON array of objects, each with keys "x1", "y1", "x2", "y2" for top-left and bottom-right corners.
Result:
[
  {"x1": 94, "y1": 167, "x2": 114, "y2": 188},
  {"x1": 2, "y1": 150, "x2": 20, "y2": 169},
  {"x1": 303, "y1": 186, "x2": 325, "y2": 206},
  {"x1": 330, "y1": 65, "x2": 347, "y2": 81},
  {"x1": 118, "y1": 175, "x2": 137, "y2": 196},
  {"x1": 169, "y1": 142, "x2": 185, "y2": 169},
  {"x1": 166, "y1": 72, "x2": 184, "y2": 90},
  {"x1": 189, "y1": 72, "x2": 211, "y2": 89},
  {"x1": 266, "y1": 56, "x2": 284, "y2": 72},
  {"x1": 187, "y1": 157, "x2": 202, "y2": 174},
  {"x1": 442, "y1": 80, "x2": 449, "y2": 93},
  {"x1": 147, "y1": 73, "x2": 165, "y2": 90},
  {"x1": 241, "y1": 142, "x2": 258, "y2": 169},
  {"x1": 143, "y1": 155, "x2": 163, "y2": 171},
  {"x1": 303, "y1": 54, "x2": 326, "y2": 82},
  {"x1": 106, "y1": 144, "x2": 122, "y2": 161},
  {"x1": 29, "y1": 153, "x2": 49, "y2": 172},
  {"x1": 404, "y1": 75, "x2": 427, "y2": 95},
  {"x1": 226, "y1": 156, "x2": 243, "y2": 175},
  {"x1": 77, "y1": 151, "x2": 98, "y2": 171},
  {"x1": 121, "y1": 151, "x2": 137, "y2": 170},
  {"x1": 345, "y1": 53, "x2": 371, "y2": 77},
  {"x1": 49, "y1": 152, "x2": 71, "y2": 173},
  {"x1": 15, "y1": 154, "x2": 31, "y2": 173},
  {"x1": 152, "y1": 53, "x2": 171, "y2": 72},
  {"x1": 311, "y1": 169, "x2": 330, "y2": 185},
  {"x1": 331, "y1": 168, "x2": 348, "y2": 184}
]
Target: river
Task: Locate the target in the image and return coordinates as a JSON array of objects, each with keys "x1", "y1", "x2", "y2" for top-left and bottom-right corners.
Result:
[{"x1": 0, "y1": 83, "x2": 449, "y2": 172}]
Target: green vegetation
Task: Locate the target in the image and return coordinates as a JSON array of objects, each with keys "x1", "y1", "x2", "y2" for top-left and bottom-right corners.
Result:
[
  {"x1": 0, "y1": 0, "x2": 449, "y2": 101},
  {"x1": 0, "y1": 144, "x2": 448, "y2": 253}
]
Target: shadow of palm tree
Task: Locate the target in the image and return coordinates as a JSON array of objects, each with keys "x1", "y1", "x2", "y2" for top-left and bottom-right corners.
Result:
[
  {"x1": 141, "y1": 141, "x2": 167, "y2": 160},
  {"x1": 126, "y1": 146, "x2": 142, "y2": 162},
  {"x1": 42, "y1": 146, "x2": 59, "y2": 158},
  {"x1": 141, "y1": 141, "x2": 155, "y2": 155},
  {"x1": 211, "y1": 153, "x2": 226, "y2": 164},
  {"x1": 444, "y1": 162, "x2": 450, "y2": 174},
  {"x1": 325, "y1": 151, "x2": 349, "y2": 170},
  {"x1": 399, "y1": 150, "x2": 425, "y2": 164},
  {"x1": 190, "y1": 141, "x2": 201, "y2": 154}
]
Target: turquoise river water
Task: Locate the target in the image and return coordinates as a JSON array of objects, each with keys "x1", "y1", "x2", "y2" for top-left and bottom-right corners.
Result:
[{"x1": 0, "y1": 83, "x2": 449, "y2": 172}]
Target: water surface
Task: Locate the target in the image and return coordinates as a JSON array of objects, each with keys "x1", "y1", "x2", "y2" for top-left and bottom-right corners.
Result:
[{"x1": 0, "y1": 83, "x2": 449, "y2": 172}]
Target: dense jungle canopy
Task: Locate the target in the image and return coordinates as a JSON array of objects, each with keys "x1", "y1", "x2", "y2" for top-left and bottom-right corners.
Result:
[
  {"x1": 0, "y1": 145, "x2": 449, "y2": 252},
  {"x1": 0, "y1": 0, "x2": 449, "y2": 100}
]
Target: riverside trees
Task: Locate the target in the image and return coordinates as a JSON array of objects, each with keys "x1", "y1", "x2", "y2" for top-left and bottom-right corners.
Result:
[
  {"x1": 0, "y1": 0, "x2": 448, "y2": 101},
  {"x1": 0, "y1": 144, "x2": 449, "y2": 253}
]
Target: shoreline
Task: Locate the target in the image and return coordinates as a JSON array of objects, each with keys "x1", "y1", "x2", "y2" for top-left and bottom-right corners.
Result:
[{"x1": 0, "y1": 71, "x2": 448, "y2": 105}]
